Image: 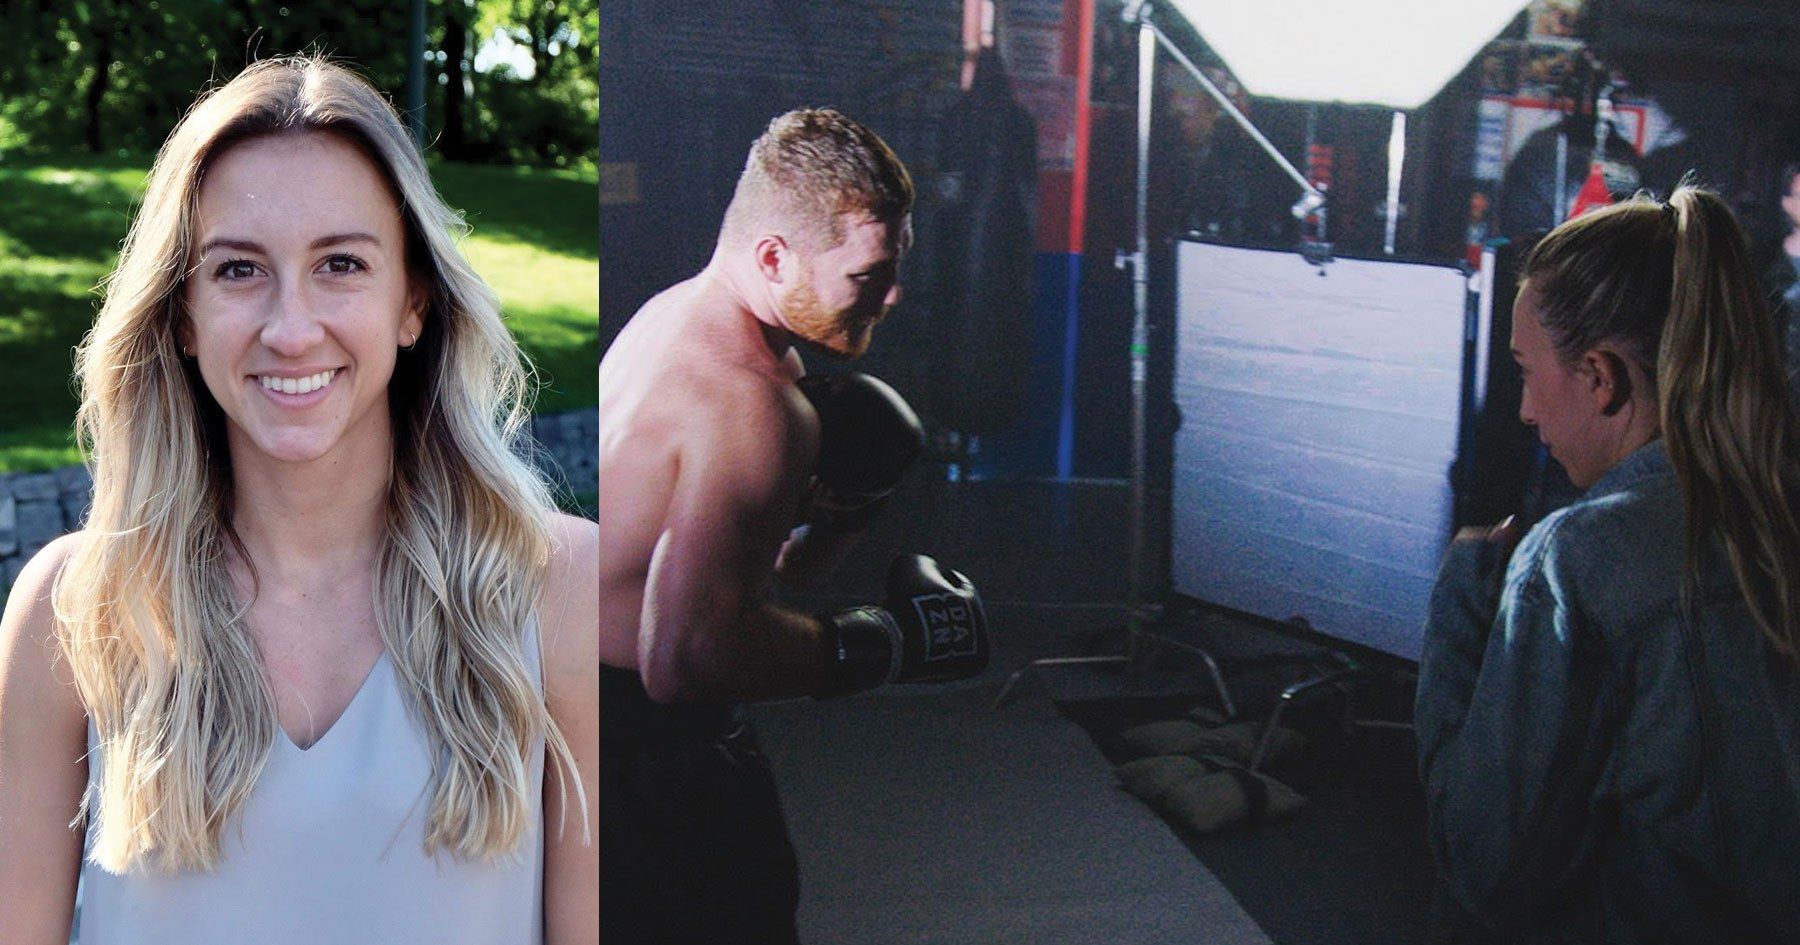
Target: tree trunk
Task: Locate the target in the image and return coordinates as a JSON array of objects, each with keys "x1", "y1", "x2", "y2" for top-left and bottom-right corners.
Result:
[
  {"x1": 443, "y1": 0, "x2": 469, "y2": 158},
  {"x1": 530, "y1": 8, "x2": 549, "y2": 86},
  {"x1": 83, "y1": 22, "x2": 111, "y2": 152}
]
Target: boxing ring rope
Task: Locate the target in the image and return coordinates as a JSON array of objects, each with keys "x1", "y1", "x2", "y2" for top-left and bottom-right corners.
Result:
[{"x1": 994, "y1": 1, "x2": 1325, "y2": 713}]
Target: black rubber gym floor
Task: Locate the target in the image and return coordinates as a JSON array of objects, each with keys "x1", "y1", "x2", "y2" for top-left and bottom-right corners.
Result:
[
  {"x1": 764, "y1": 473, "x2": 1437, "y2": 944},
  {"x1": 1054, "y1": 641, "x2": 1433, "y2": 945}
]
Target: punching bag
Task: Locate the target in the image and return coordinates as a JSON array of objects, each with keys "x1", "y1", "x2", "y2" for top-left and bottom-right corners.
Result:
[
  {"x1": 1496, "y1": 111, "x2": 1639, "y2": 241},
  {"x1": 1568, "y1": 93, "x2": 1621, "y2": 220},
  {"x1": 1568, "y1": 161, "x2": 1616, "y2": 219},
  {"x1": 928, "y1": 48, "x2": 1037, "y2": 436}
]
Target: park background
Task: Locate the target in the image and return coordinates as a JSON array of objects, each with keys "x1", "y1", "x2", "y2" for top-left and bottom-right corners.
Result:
[{"x1": 0, "y1": 0, "x2": 601, "y2": 595}]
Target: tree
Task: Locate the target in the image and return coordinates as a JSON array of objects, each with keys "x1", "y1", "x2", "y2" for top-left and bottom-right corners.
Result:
[
  {"x1": 443, "y1": 0, "x2": 473, "y2": 158},
  {"x1": 0, "y1": 0, "x2": 596, "y2": 170}
]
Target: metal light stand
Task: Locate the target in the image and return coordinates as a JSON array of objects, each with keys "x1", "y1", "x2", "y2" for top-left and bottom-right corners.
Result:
[
  {"x1": 1247, "y1": 650, "x2": 1418, "y2": 771},
  {"x1": 993, "y1": 2, "x2": 1325, "y2": 712}
]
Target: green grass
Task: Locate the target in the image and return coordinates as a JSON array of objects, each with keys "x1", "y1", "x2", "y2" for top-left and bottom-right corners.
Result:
[
  {"x1": 433, "y1": 162, "x2": 598, "y2": 415},
  {"x1": 0, "y1": 155, "x2": 596, "y2": 473}
]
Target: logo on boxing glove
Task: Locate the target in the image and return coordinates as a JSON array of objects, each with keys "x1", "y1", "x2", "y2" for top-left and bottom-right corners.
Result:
[
  {"x1": 819, "y1": 554, "x2": 991, "y2": 697},
  {"x1": 909, "y1": 591, "x2": 983, "y2": 662}
]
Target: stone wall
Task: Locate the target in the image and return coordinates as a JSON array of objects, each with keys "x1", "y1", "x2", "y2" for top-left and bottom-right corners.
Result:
[
  {"x1": 0, "y1": 465, "x2": 93, "y2": 592},
  {"x1": 0, "y1": 408, "x2": 596, "y2": 603},
  {"x1": 526, "y1": 406, "x2": 601, "y2": 516}
]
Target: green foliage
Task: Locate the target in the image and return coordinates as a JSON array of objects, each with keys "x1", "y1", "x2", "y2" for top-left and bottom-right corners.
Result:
[
  {"x1": 0, "y1": 155, "x2": 141, "y2": 472},
  {"x1": 432, "y1": 161, "x2": 599, "y2": 412},
  {"x1": 0, "y1": 0, "x2": 596, "y2": 169},
  {"x1": 462, "y1": 0, "x2": 599, "y2": 169}
]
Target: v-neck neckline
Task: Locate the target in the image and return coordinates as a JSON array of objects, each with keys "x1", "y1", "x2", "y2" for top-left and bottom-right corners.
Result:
[{"x1": 278, "y1": 650, "x2": 390, "y2": 754}]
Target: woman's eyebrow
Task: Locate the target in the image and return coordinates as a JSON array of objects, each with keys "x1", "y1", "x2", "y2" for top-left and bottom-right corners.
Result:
[
  {"x1": 196, "y1": 236, "x2": 265, "y2": 257},
  {"x1": 309, "y1": 231, "x2": 382, "y2": 250},
  {"x1": 195, "y1": 232, "x2": 382, "y2": 256}
]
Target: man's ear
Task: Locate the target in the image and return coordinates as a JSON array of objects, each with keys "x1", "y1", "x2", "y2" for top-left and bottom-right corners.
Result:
[
  {"x1": 1584, "y1": 347, "x2": 1634, "y2": 416},
  {"x1": 753, "y1": 234, "x2": 790, "y2": 284}
]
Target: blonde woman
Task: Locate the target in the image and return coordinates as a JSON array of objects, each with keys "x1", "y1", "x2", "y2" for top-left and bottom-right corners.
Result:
[
  {"x1": 0, "y1": 58, "x2": 598, "y2": 944},
  {"x1": 1418, "y1": 185, "x2": 1800, "y2": 942}
]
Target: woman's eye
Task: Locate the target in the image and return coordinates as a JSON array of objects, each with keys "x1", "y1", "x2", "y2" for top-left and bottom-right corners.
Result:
[
  {"x1": 215, "y1": 259, "x2": 258, "y2": 280},
  {"x1": 323, "y1": 254, "x2": 367, "y2": 275}
]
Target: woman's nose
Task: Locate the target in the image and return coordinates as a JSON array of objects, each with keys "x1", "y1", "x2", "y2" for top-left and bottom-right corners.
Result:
[{"x1": 259, "y1": 281, "x2": 326, "y2": 356}]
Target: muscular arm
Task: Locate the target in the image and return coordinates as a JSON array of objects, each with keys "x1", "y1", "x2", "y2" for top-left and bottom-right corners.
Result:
[
  {"x1": 0, "y1": 536, "x2": 89, "y2": 945},
  {"x1": 638, "y1": 382, "x2": 835, "y2": 703},
  {"x1": 539, "y1": 515, "x2": 600, "y2": 945}
]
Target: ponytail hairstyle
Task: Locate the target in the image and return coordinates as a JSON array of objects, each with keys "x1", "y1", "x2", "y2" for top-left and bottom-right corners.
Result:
[{"x1": 1522, "y1": 183, "x2": 1800, "y2": 661}]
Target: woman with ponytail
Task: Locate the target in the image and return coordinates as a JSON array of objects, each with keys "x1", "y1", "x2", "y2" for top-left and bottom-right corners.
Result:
[
  {"x1": 0, "y1": 58, "x2": 597, "y2": 944},
  {"x1": 1417, "y1": 184, "x2": 1800, "y2": 943}
]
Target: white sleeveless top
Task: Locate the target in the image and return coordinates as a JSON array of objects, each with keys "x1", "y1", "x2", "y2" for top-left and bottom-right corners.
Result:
[{"x1": 74, "y1": 627, "x2": 545, "y2": 945}]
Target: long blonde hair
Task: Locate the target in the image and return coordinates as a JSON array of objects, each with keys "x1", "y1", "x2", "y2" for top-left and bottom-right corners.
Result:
[
  {"x1": 54, "y1": 56, "x2": 585, "y2": 873},
  {"x1": 1522, "y1": 184, "x2": 1800, "y2": 662}
]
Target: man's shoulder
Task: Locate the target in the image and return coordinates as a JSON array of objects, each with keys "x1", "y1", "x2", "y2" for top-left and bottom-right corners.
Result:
[
  {"x1": 605, "y1": 331, "x2": 802, "y2": 436},
  {"x1": 692, "y1": 362, "x2": 805, "y2": 418},
  {"x1": 679, "y1": 366, "x2": 814, "y2": 485},
  {"x1": 608, "y1": 290, "x2": 793, "y2": 403}
]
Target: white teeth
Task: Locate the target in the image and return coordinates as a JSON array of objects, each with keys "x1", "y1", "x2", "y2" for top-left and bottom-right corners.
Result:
[{"x1": 259, "y1": 369, "x2": 337, "y2": 396}]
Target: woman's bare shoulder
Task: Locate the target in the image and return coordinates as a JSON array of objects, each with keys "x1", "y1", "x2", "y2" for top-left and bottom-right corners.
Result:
[
  {"x1": 538, "y1": 513, "x2": 598, "y2": 679},
  {"x1": 3, "y1": 532, "x2": 89, "y2": 645},
  {"x1": 0, "y1": 532, "x2": 91, "y2": 729}
]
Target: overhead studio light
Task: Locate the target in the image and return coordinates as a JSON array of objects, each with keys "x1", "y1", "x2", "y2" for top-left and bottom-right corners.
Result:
[{"x1": 1164, "y1": 0, "x2": 1531, "y2": 109}]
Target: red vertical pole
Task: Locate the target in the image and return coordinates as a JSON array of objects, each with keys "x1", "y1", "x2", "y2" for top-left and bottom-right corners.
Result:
[{"x1": 1069, "y1": 0, "x2": 1096, "y2": 255}]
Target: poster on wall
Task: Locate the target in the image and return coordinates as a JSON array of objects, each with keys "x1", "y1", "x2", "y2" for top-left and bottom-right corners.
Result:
[
  {"x1": 1473, "y1": 97, "x2": 1511, "y2": 182},
  {"x1": 1527, "y1": 0, "x2": 1583, "y2": 42}
]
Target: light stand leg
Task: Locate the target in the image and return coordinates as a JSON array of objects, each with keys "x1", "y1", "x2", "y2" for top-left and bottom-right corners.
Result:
[
  {"x1": 1247, "y1": 656, "x2": 1415, "y2": 772},
  {"x1": 990, "y1": 2, "x2": 1236, "y2": 719},
  {"x1": 990, "y1": 619, "x2": 1237, "y2": 715},
  {"x1": 993, "y1": 654, "x2": 1130, "y2": 709},
  {"x1": 1249, "y1": 666, "x2": 1358, "y2": 771}
]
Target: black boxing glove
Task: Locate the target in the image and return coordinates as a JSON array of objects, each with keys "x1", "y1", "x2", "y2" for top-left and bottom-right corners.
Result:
[
  {"x1": 818, "y1": 554, "x2": 991, "y2": 697},
  {"x1": 796, "y1": 372, "x2": 924, "y2": 532}
]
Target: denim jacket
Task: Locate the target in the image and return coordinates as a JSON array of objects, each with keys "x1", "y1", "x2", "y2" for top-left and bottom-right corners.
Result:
[{"x1": 1417, "y1": 440, "x2": 1800, "y2": 944}]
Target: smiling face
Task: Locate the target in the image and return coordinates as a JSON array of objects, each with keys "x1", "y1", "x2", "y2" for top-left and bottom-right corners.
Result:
[
  {"x1": 182, "y1": 131, "x2": 423, "y2": 466},
  {"x1": 777, "y1": 213, "x2": 908, "y2": 357}
]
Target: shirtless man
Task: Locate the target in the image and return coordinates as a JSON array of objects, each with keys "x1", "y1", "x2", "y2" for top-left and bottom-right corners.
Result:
[{"x1": 598, "y1": 109, "x2": 991, "y2": 944}]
